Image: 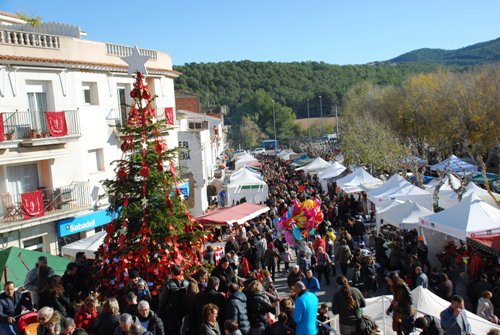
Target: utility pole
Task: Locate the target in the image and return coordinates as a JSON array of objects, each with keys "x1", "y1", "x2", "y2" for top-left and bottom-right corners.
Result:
[
  {"x1": 307, "y1": 99, "x2": 311, "y2": 142},
  {"x1": 335, "y1": 104, "x2": 339, "y2": 136},
  {"x1": 319, "y1": 95, "x2": 323, "y2": 118},
  {"x1": 272, "y1": 99, "x2": 277, "y2": 151}
]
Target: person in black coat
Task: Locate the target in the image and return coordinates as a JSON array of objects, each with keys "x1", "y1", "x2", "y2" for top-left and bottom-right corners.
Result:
[
  {"x1": 193, "y1": 277, "x2": 227, "y2": 334},
  {"x1": 92, "y1": 298, "x2": 120, "y2": 335},
  {"x1": 0, "y1": 281, "x2": 34, "y2": 335},
  {"x1": 38, "y1": 275, "x2": 72, "y2": 318},
  {"x1": 211, "y1": 257, "x2": 237, "y2": 294},
  {"x1": 157, "y1": 265, "x2": 189, "y2": 334},
  {"x1": 245, "y1": 280, "x2": 273, "y2": 334},
  {"x1": 61, "y1": 263, "x2": 80, "y2": 304},
  {"x1": 224, "y1": 283, "x2": 250, "y2": 335},
  {"x1": 414, "y1": 315, "x2": 444, "y2": 335},
  {"x1": 137, "y1": 300, "x2": 164, "y2": 335}
]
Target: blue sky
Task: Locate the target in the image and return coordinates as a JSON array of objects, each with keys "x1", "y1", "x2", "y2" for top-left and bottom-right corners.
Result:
[{"x1": 2, "y1": 0, "x2": 499, "y2": 66}]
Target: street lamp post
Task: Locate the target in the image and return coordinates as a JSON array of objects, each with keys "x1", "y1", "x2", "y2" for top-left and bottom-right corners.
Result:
[
  {"x1": 307, "y1": 99, "x2": 311, "y2": 142},
  {"x1": 272, "y1": 99, "x2": 277, "y2": 151},
  {"x1": 335, "y1": 104, "x2": 339, "y2": 136},
  {"x1": 319, "y1": 95, "x2": 323, "y2": 118}
]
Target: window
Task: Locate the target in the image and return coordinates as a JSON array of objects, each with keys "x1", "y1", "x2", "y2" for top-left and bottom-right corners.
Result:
[
  {"x1": 189, "y1": 122, "x2": 203, "y2": 130},
  {"x1": 82, "y1": 82, "x2": 99, "y2": 105},
  {"x1": 6, "y1": 163, "x2": 39, "y2": 195},
  {"x1": 88, "y1": 149, "x2": 105, "y2": 173},
  {"x1": 23, "y1": 235, "x2": 45, "y2": 252}
]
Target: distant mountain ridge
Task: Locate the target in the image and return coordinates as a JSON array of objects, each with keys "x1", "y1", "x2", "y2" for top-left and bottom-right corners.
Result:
[{"x1": 388, "y1": 37, "x2": 500, "y2": 65}]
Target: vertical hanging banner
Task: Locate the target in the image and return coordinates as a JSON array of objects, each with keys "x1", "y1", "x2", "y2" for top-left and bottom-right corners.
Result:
[
  {"x1": 21, "y1": 190, "x2": 45, "y2": 219},
  {"x1": 46, "y1": 112, "x2": 68, "y2": 137},
  {"x1": 0, "y1": 113, "x2": 4, "y2": 142},
  {"x1": 164, "y1": 107, "x2": 174, "y2": 125}
]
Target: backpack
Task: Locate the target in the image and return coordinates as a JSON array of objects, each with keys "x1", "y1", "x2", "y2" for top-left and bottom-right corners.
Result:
[{"x1": 356, "y1": 315, "x2": 377, "y2": 335}]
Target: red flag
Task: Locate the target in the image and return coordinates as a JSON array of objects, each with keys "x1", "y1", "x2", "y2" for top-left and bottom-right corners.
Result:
[
  {"x1": 21, "y1": 191, "x2": 45, "y2": 219},
  {"x1": 46, "y1": 112, "x2": 68, "y2": 137},
  {"x1": 0, "y1": 113, "x2": 4, "y2": 142},
  {"x1": 165, "y1": 107, "x2": 174, "y2": 125}
]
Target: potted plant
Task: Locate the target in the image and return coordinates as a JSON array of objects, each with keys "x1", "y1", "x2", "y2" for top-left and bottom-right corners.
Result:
[
  {"x1": 30, "y1": 129, "x2": 39, "y2": 139},
  {"x1": 5, "y1": 130, "x2": 14, "y2": 140}
]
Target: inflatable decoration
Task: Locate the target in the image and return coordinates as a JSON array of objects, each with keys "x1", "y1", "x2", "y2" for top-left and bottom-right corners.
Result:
[{"x1": 273, "y1": 197, "x2": 323, "y2": 246}]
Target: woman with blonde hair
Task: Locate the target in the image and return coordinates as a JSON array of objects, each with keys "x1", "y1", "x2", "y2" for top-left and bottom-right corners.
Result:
[
  {"x1": 37, "y1": 306, "x2": 62, "y2": 335},
  {"x1": 74, "y1": 296, "x2": 97, "y2": 333},
  {"x1": 92, "y1": 297, "x2": 120, "y2": 335},
  {"x1": 246, "y1": 280, "x2": 274, "y2": 335}
]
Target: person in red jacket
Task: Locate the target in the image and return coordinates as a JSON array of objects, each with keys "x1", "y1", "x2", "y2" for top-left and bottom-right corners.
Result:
[
  {"x1": 75, "y1": 296, "x2": 97, "y2": 333},
  {"x1": 313, "y1": 235, "x2": 326, "y2": 253}
]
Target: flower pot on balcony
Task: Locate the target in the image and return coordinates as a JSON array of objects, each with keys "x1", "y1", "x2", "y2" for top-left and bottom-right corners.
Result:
[
  {"x1": 30, "y1": 130, "x2": 38, "y2": 139},
  {"x1": 5, "y1": 133, "x2": 14, "y2": 140}
]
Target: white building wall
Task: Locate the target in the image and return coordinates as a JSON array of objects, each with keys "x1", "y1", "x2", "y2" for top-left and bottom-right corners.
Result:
[
  {"x1": 178, "y1": 130, "x2": 211, "y2": 216},
  {"x1": 0, "y1": 24, "x2": 178, "y2": 254}
]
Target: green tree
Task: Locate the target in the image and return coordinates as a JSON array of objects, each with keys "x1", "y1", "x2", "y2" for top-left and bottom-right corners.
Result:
[{"x1": 96, "y1": 72, "x2": 207, "y2": 296}]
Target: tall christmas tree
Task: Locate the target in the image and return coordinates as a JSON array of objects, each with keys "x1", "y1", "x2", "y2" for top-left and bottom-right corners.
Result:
[{"x1": 96, "y1": 71, "x2": 207, "y2": 295}]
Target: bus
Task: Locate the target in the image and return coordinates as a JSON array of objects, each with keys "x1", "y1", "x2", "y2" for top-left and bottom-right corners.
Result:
[{"x1": 261, "y1": 139, "x2": 279, "y2": 151}]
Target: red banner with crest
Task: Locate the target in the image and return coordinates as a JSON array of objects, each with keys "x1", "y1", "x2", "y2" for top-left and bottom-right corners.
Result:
[
  {"x1": 21, "y1": 190, "x2": 45, "y2": 219},
  {"x1": 46, "y1": 112, "x2": 68, "y2": 137}
]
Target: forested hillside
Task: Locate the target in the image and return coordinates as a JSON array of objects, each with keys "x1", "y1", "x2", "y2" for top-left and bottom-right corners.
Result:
[
  {"x1": 173, "y1": 61, "x2": 440, "y2": 121},
  {"x1": 389, "y1": 37, "x2": 500, "y2": 65}
]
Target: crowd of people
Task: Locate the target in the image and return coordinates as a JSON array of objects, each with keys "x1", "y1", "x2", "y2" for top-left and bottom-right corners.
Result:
[{"x1": 1, "y1": 153, "x2": 499, "y2": 335}]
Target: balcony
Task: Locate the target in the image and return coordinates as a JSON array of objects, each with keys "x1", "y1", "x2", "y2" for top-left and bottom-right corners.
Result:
[
  {"x1": 1, "y1": 109, "x2": 81, "y2": 148},
  {"x1": 0, "y1": 181, "x2": 92, "y2": 230},
  {"x1": 0, "y1": 28, "x2": 60, "y2": 49},
  {"x1": 106, "y1": 43, "x2": 157, "y2": 61},
  {"x1": 106, "y1": 107, "x2": 170, "y2": 136}
]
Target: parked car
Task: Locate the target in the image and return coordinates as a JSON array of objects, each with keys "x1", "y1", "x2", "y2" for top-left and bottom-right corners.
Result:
[{"x1": 252, "y1": 148, "x2": 266, "y2": 155}]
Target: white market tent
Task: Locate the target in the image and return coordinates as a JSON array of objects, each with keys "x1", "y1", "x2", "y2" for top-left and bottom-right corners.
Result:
[
  {"x1": 429, "y1": 154, "x2": 477, "y2": 174},
  {"x1": 230, "y1": 167, "x2": 263, "y2": 183},
  {"x1": 295, "y1": 157, "x2": 331, "y2": 174},
  {"x1": 235, "y1": 154, "x2": 259, "y2": 171},
  {"x1": 368, "y1": 174, "x2": 433, "y2": 211},
  {"x1": 277, "y1": 149, "x2": 296, "y2": 160},
  {"x1": 438, "y1": 182, "x2": 500, "y2": 209},
  {"x1": 423, "y1": 174, "x2": 462, "y2": 193},
  {"x1": 377, "y1": 200, "x2": 433, "y2": 232},
  {"x1": 227, "y1": 171, "x2": 268, "y2": 205},
  {"x1": 364, "y1": 286, "x2": 500, "y2": 335},
  {"x1": 336, "y1": 168, "x2": 383, "y2": 194},
  {"x1": 61, "y1": 231, "x2": 106, "y2": 259},
  {"x1": 232, "y1": 150, "x2": 249, "y2": 160},
  {"x1": 318, "y1": 161, "x2": 347, "y2": 193},
  {"x1": 419, "y1": 193, "x2": 500, "y2": 241}
]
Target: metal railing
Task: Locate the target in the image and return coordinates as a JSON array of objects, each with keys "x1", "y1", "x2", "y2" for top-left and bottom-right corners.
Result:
[
  {"x1": 106, "y1": 106, "x2": 168, "y2": 128},
  {"x1": 1, "y1": 181, "x2": 91, "y2": 222},
  {"x1": 3, "y1": 109, "x2": 81, "y2": 139},
  {"x1": 106, "y1": 108, "x2": 128, "y2": 128},
  {"x1": 0, "y1": 29, "x2": 60, "y2": 49},
  {"x1": 105, "y1": 43, "x2": 157, "y2": 61}
]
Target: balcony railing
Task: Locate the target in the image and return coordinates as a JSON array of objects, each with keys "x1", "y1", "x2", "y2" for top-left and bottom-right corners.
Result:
[
  {"x1": 2, "y1": 109, "x2": 81, "y2": 140},
  {"x1": 105, "y1": 43, "x2": 157, "y2": 61},
  {"x1": 0, "y1": 181, "x2": 91, "y2": 224},
  {"x1": 0, "y1": 29, "x2": 60, "y2": 49},
  {"x1": 106, "y1": 106, "x2": 167, "y2": 128}
]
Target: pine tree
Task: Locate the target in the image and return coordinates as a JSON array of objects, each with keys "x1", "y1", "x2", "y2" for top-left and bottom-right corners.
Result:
[{"x1": 96, "y1": 72, "x2": 207, "y2": 296}]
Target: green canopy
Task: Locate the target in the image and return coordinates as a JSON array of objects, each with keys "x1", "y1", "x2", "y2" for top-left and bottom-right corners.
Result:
[
  {"x1": 472, "y1": 172, "x2": 500, "y2": 184},
  {"x1": 0, "y1": 247, "x2": 70, "y2": 288}
]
